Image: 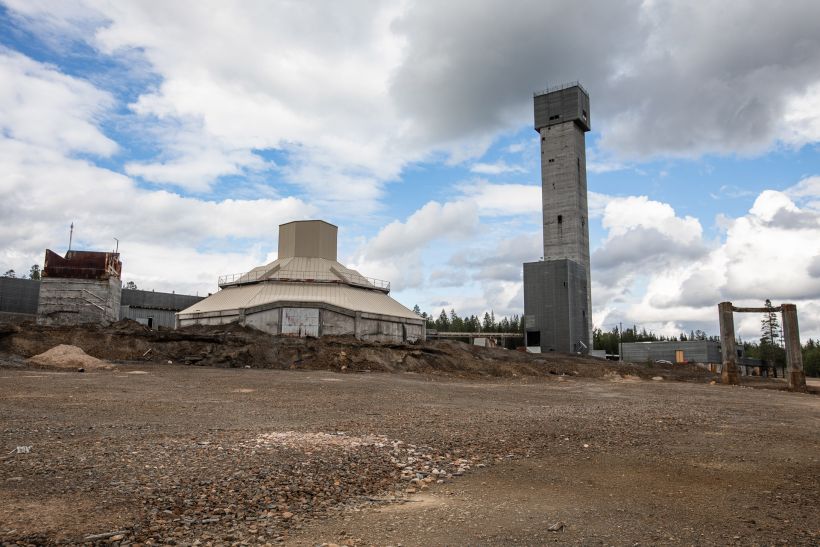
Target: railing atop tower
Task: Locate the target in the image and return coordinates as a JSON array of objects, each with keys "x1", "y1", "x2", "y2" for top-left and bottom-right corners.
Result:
[
  {"x1": 533, "y1": 81, "x2": 588, "y2": 97},
  {"x1": 218, "y1": 269, "x2": 391, "y2": 293}
]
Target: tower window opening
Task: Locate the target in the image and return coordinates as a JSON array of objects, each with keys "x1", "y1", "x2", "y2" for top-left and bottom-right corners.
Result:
[
  {"x1": 548, "y1": 158, "x2": 555, "y2": 163},
  {"x1": 557, "y1": 215, "x2": 563, "y2": 224},
  {"x1": 549, "y1": 114, "x2": 560, "y2": 121}
]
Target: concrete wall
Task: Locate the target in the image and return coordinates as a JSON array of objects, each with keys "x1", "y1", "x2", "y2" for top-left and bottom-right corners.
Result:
[
  {"x1": 533, "y1": 86, "x2": 593, "y2": 349},
  {"x1": 177, "y1": 302, "x2": 424, "y2": 343},
  {"x1": 243, "y1": 308, "x2": 281, "y2": 333},
  {"x1": 534, "y1": 85, "x2": 590, "y2": 132},
  {"x1": 523, "y1": 259, "x2": 589, "y2": 353},
  {"x1": 37, "y1": 277, "x2": 121, "y2": 326},
  {"x1": 321, "y1": 308, "x2": 356, "y2": 336}
]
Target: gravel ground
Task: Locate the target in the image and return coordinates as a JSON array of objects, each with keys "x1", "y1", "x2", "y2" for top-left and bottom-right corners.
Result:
[{"x1": 1, "y1": 363, "x2": 818, "y2": 546}]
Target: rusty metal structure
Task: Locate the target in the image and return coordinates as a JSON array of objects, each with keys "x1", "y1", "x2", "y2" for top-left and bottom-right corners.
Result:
[{"x1": 42, "y1": 249, "x2": 121, "y2": 280}]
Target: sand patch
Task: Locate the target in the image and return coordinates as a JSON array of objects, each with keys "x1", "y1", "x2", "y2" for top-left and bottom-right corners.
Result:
[{"x1": 28, "y1": 345, "x2": 113, "y2": 371}]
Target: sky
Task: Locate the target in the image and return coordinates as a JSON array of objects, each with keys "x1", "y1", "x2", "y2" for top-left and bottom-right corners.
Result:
[{"x1": 1, "y1": 0, "x2": 820, "y2": 342}]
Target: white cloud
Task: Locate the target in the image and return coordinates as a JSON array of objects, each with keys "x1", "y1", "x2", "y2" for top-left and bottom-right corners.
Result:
[
  {"x1": 361, "y1": 200, "x2": 478, "y2": 261},
  {"x1": 592, "y1": 178, "x2": 820, "y2": 340},
  {"x1": 0, "y1": 52, "x2": 315, "y2": 295},
  {"x1": 0, "y1": 49, "x2": 116, "y2": 155},
  {"x1": 459, "y1": 181, "x2": 540, "y2": 217},
  {"x1": 469, "y1": 160, "x2": 525, "y2": 175}
]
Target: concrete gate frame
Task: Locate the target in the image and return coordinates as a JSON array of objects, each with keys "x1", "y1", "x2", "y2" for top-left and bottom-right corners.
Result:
[{"x1": 718, "y1": 302, "x2": 807, "y2": 391}]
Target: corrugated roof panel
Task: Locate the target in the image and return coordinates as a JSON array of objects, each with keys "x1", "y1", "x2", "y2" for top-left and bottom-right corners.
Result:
[
  {"x1": 180, "y1": 281, "x2": 418, "y2": 320},
  {"x1": 179, "y1": 284, "x2": 262, "y2": 314}
]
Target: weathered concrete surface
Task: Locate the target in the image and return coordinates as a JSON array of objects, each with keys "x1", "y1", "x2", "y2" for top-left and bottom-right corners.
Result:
[
  {"x1": 525, "y1": 84, "x2": 592, "y2": 353},
  {"x1": 782, "y1": 303, "x2": 807, "y2": 391},
  {"x1": 719, "y1": 301, "x2": 740, "y2": 385},
  {"x1": 36, "y1": 277, "x2": 121, "y2": 326}
]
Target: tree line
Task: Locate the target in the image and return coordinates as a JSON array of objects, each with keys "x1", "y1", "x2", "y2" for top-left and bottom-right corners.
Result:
[
  {"x1": 593, "y1": 325, "x2": 717, "y2": 355},
  {"x1": 413, "y1": 306, "x2": 522, "y2": 333},
  {"x1": 2, "y1": 265, "x2": 138, "y2": 289},
  {"x1": 2, "y1": 265, "x2": 41, "y2": 279}
]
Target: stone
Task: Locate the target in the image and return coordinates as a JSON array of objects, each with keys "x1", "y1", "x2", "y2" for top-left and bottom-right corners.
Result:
[{"x1": 548, "y1": 521, "x2": 565, "y2": 532}]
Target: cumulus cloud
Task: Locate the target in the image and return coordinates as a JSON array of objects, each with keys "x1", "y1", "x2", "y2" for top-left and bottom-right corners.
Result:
[
  {"x1": 458, "y1": 181, "x2": 540, "y2": 217},
  {"x1": 592, "y1": 178, "x2": 820, "y2": 339},
  {"x1": 358, "y1": 200, "x2": 478, "y2": 262},
  {"x1": 0, "y1": 49, "x2": 116, "y2": 155},
  {"x1": 0, "y1": 52, "x2": 315, "y2": 294}
]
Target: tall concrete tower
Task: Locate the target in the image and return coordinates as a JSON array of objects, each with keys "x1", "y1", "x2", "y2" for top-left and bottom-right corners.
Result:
[{"x1": 523, "y1": 83, "x2": 592, "y2": 353}]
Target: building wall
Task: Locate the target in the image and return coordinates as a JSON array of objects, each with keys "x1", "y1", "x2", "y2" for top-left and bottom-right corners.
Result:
[
  {"x1": 121, "y1": 289, "x2": 203, "y2": 311},
  {"x1": 321, "y1": 308, "x2": 356, "y2": 336},
  {"x1": 523, "y1": 259, "x2": 589, "y2": 353},
  {"x1": 37, "y1": 277, "x2": 121, "y2": 326},
  {"x1": 621, "y1": 341, "x2": 722, "y2": 363},
  {"x1": 119, "y1": 288, "x2": 204, "y2": 329},
  {"x1": 177, "y1": 302, "x2": 424, "y2": 343},
  {"x1": 243, "y1": 308, "x2": 281, "y2": 333},
  {"x1": 120, "y1": 306, "x2": 178, "y2": 329},
  {"x1": 0, "y1": 277, "x2": 40, "y2": 322}
]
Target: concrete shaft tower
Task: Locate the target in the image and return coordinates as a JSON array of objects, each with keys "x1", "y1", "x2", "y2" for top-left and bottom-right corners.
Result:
[{"x1": 523, "y1": 83, "x2": 592, "y2": 353}]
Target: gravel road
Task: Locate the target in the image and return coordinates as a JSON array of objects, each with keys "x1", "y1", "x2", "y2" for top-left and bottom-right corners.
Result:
[{"x1": 1, "y1": 364, "x2": 818, "y2": 545}]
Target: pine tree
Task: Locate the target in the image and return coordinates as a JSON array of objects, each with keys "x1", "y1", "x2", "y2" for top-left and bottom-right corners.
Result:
[{"x1": 760, "y1": 299, "x2": 785, "y2": 373}]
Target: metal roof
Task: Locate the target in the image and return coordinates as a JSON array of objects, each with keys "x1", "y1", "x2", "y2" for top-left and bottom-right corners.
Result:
[
  {"x1": 178, "y1": 281, "x2": 419, "y2": 320},
  {"x1": 219, "y1": 257, "x2": 390, "y2": 292}
]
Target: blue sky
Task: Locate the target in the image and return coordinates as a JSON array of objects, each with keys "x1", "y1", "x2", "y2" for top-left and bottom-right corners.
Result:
[{"x1": 1, "y1": 1, "x2": 820, "y2": 341}]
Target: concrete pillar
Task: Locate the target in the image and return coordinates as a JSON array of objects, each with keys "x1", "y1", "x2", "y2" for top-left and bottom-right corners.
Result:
[
  {"x1": 781, "y1": 304, "x2": 807, "y2": 392},
  {"x1": 718, "y1": 302, "x2": 739, "y2": 385}
]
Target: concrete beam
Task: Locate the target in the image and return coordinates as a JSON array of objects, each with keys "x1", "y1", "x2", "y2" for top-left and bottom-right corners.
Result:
[
  {"x1": 781, "y1": 303, "x2": 807, "y2": 392},
  {"x1": 718, "y1": 302, "x2": 740, "y2": 385},
  {"x1": 732, "y1": 306, "x2": 783, "y2": 313}
]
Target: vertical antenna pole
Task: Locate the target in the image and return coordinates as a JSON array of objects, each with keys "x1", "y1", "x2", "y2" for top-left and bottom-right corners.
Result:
[{"x1": 68, "y1": 222, "x2": 74, "y2": 252}]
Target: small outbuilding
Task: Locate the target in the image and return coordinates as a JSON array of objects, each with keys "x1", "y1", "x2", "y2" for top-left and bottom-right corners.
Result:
[{"x1": 177, "y1": 220, "x2": 425, "y2": 342}]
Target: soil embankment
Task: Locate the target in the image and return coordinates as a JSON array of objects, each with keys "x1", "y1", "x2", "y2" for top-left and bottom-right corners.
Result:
[{"x1": 0, "y1": 320, "x2": 716, "y2": 382}]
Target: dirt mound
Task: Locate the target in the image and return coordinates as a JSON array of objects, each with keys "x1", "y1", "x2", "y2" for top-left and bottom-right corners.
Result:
[{"x1": 28, "y1": 344, "x2": 113, "y2": 371}]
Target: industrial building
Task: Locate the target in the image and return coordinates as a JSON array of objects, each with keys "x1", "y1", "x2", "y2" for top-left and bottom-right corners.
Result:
[
  {"x1": 622, "y1": 340, "x2": 722, "y2": 364},
  {"x1": 1, "y1": 275, "x2": 201, "y2": 329},
  {"x1": 621, "y1": 339, "x2": 783, "y2": 377},
  {"x1": 121, "y1": 289, "x2": 203, "y2": 329},
  {"x1": 523, "y1": 83, "x2": 592, "y2": 353},
  {"x1": 177, "y1": 220, "x2": 425, "y2": 342},
  {"x1": 0, "y1": 276, "x2": 41, "y2": 324},
  {"x1": 37, "y1": 249, "x2": 123, "y2": 326}
]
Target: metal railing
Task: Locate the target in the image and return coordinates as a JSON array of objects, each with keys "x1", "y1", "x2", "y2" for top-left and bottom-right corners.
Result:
[
  {"x1": 533, "y1": 81, "x2": 588, "y2": 97},
  {"x1": 218, "y1": 269, "x2": 390, "y2": 292}
]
